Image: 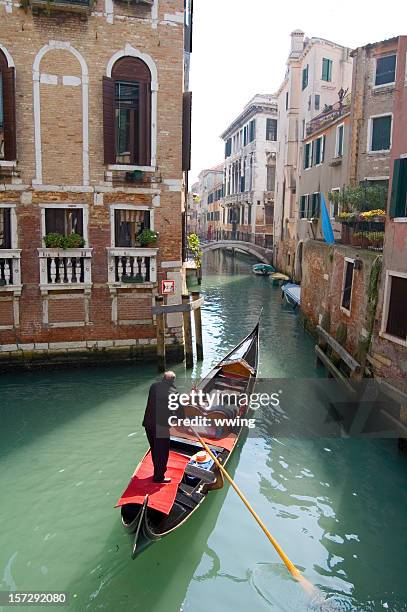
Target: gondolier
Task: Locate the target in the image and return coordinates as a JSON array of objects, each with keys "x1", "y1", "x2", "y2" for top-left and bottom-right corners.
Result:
[
  {"x1": 142, "y1": 371, "x2": 178, "y2": 484},
  {"x1": 117, "y1": 319, "x2": 260, "y2": 558}
]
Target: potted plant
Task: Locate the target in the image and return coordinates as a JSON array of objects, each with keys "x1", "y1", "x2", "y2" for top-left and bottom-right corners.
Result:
[
  {"x1": 359, "y1": 209, "x2": 386, "y2": 223},
  {"x1": 44, "y1": 232, "x2": 65, "y2": 248},
  {"x1": 137, "y1": 229, "x2": 159, "y2": 248},
  {"x1": 44, "y1": 232, "x2": 85, "y2": 249},
  {"x1": 62, "y1": 233, "x2": 85, "y2": 249}
]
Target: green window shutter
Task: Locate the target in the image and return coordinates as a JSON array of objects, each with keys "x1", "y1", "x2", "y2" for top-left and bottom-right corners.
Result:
[
  {"x1": 302, "y1": 65, "x2": 308, "y2": 90},
  {"x1": 315, "y1": 138, "x2": 321, "y2": 164},
  {"x1": 322, "y1": 58, "x2": 332, "y2": 82},
  {"x1": 322, "y1": 59, "x2": 327, "y2": 80},
  {"x1": 390, "y1": 158, "x2": 407, "y2": 218},
  {"x1": 371, "y1": 116, "x2": 392, "y2": 151},
  {"x1": 389, "y1": 159, "x2": 401, "y2": 218}
]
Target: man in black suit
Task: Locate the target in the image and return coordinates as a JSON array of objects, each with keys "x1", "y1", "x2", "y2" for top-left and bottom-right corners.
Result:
[{"x1": 142, "y1": 371, "x2": 177, "y2": 483}]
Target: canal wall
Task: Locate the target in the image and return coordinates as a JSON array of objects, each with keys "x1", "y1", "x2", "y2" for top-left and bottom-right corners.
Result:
[
  {"x1": 0, "y1": 335, "x2": 185, "y2": 372},
  {"x1": 300, "y1": 240, "x2": 381, "y2": 365}
]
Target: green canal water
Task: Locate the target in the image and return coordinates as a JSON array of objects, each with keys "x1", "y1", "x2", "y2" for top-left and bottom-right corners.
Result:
[{"x1": 0, "y1": 251, "x2": 406, "y2": 611}]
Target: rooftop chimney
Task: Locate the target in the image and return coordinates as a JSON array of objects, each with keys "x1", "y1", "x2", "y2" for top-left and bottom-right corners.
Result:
[{"x1": 290, "y1": 29, "x2": 305, "y2": 57}]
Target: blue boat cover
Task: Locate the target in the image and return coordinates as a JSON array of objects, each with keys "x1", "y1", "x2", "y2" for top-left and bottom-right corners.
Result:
[{"x1": 282, "y1": 283, "x2": 301, "y2": 306}]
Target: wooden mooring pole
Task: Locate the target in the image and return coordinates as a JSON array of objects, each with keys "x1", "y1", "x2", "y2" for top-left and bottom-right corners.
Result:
[
  {"x1": 191, "y1": 291, "x2": 203, "y2": 361},
  {"x1": 153, "y1": 293, "x2": 204, "y2": 370},
  {"x1": 155, "y1": 295, "x2": 166, "y2": 372},
  {"x1": 182, "y1": 294, "x2": 193, "y2": 368}
]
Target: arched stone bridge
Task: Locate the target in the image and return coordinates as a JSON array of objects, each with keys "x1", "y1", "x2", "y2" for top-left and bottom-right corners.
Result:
[{"x1": 201, "y1": 239, "x2": 273, "y2": 264}]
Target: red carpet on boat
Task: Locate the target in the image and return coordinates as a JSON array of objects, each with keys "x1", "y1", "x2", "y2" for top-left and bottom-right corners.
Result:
[{"x1": 115, "y1": 451, "x2": 190, "y2": 515}]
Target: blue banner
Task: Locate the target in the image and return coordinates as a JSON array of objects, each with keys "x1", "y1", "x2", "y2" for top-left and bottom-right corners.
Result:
[{"x1": 321, "y1": 193, "x2": 335, "y2": 244}]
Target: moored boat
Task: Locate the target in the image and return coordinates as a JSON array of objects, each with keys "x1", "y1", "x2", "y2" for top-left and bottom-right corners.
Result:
[
  {"x1": 282, "y1": 282, "x2": 301, "y2": 308},
  {"x1": 252, "y1": 263, "x2": 275, "y2": 276},
  {"x1": 270, "y1": 272, "x2": 290, "y2": 286},
  {"x1": 116, "y1": 321, "x2": 260, "y2": 558}
]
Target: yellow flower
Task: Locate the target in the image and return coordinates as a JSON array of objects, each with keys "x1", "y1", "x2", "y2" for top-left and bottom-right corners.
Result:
[{"x1": 360, "y1": 209, "x2": 386, "y2": 218}]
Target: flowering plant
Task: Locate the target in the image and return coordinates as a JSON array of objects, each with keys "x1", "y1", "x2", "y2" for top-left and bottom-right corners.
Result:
[{"x1": 359, "y1": 209, "x2": 386, "y2": 219}]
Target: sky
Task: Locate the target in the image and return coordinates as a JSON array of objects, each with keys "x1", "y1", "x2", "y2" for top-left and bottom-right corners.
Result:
[{"x1": 189, "y1": 0, "x2": 404, "y2": 184}]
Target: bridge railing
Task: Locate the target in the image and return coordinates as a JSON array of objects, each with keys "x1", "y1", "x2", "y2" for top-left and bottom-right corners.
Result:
[{"x1": 203, "y1": 231, "x2": 273, "y2": 250}]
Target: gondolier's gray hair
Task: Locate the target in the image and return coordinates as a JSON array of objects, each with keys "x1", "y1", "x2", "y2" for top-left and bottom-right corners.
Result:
[{"x1": 164, "y1": 371, "x2": 176, "y2": 380}]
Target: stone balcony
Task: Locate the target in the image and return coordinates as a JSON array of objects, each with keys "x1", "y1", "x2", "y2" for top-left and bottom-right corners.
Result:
[
  {"x1": 38, "y1": 248, "x2": 92, "y2": 294},
  {"x1": 0, "y1": 250, "x2": 22, "y2": 295},
  {"x1": 107, "y1": 247, "x2": 158, "y2": 289}
]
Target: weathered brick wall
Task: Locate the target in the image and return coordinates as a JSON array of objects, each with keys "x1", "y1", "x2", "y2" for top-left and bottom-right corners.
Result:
[
  {"x1": 0, "y1": 1, "x2": 186, "y2": 367},
  {"x1": 301, "y1": 240, "x2": 380, "y2": 358},
  {"x1": 368, "y1": 36, "x2": 407, "y2": 387},
  {"x1": 40, "y1": 50, "x2": 83, "y2": 185},
  {"x1": 348, "y1": 40, "x2": 397, "y2": 185}
]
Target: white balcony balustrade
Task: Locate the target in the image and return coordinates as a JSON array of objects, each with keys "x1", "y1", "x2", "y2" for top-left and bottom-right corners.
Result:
[
  {"x1": 0, "y1": 250, "x2": 22, "y2": 291},
  {"x1": 38, "y1": 248, "x2": 92, "y2": 291},
  {"x1": 107, "y1": 248, "x2": 157, "y2": 286}
]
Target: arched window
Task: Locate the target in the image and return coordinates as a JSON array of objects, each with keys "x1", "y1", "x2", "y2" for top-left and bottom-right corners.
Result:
[
  {"x1": 103, "y1": 57, "x2": 151, "y2": 166},
  {"x1": 0, "y1": 49, "x2": 16, "y2": 161}
]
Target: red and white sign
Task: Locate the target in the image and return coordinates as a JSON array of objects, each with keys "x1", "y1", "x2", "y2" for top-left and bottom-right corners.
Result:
[{"x1": 161, "y1": 279, "x2": 175, "y2": 294}]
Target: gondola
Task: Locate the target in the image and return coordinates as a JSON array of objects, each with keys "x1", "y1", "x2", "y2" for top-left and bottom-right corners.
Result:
[{"x1": 116, "y1": 320, "x2": 260, "y2": 558}]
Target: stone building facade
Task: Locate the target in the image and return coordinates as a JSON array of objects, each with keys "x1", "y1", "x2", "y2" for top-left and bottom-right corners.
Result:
[
  {"x1": 273, "y1": 30, "x2": 352, "y2": 276},
  {"x1": 221, "y1": 94, "x2": 277, "y2": 248},
  {"x1": 0, "y1": 0, "x2": 192, "y2": 368},
  {"x1": 193, "y1": 166, "x2": 223, "y2": 239},
  {"x1": 294, "y1": 97, "x2": 351, "y2": 279}
]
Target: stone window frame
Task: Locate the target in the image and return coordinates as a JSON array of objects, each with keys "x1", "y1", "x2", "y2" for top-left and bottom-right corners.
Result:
[
  {"x1": 109, "y1": 203, "x2": 155, "y2": 248},
  {"x1": 380, "y1": 270, "x2": 407, "y2": 347},
  {"x1": 372, "y1": 53, "x2": 397, "y2": 90},
  {"x1": 299, "y1": 194, "x2": 310, "y2": 220},
  {"x1": 329, "y1": 187, "x2": 341, "y2": 220},
  {"x1": 105, "y1": 44, "x2": 158, "y2": 173},
  {"x1": 39, "y1": 203, "x2": 89, "y2": 247},
  {"x1": 335, "y1": 122, "x2": 345, "y2": 158},
  {"x1": 0, "y1": 202, "x2": 18, "y2": 249},
  {"x1": 367, "y1": 113, "x2": 393, "y2": 154},
  {"x1": 340, "y1": 256, "x2": 355, "y2": 317}
]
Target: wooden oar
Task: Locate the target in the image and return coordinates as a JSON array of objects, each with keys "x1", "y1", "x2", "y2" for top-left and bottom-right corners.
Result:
[{"x1": 194, "y1": 431, "x2": 316, "y2": 596}]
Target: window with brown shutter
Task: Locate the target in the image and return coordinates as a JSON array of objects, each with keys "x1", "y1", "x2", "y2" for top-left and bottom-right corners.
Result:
[
  {"x1": 0, "y1": 51, "x2": 16, "y2": 161},
  {"x1": 103, "y1": 57, "x2": 152, "y2": 166},
  {"x1": 0, "y1": 208, "x2": 11, "y2": 249}
]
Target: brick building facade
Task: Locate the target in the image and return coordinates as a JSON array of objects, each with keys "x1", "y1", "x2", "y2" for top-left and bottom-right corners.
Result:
[
  {"x1": 368, "y1": 35, "x2": 407, "y2": 390},
  {"x1": 0, "y1": 0, "x2": 192, "y2": 368}
]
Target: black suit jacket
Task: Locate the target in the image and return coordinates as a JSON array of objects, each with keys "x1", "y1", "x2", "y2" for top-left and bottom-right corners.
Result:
[{"x1": 142, "y1": 378, "x2": 177, "y2": 437}]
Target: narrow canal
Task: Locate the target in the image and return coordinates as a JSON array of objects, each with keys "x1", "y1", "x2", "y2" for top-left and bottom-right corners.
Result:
[{"x1": 0, "y1": 250, "x2": 406, "y2": 611}]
